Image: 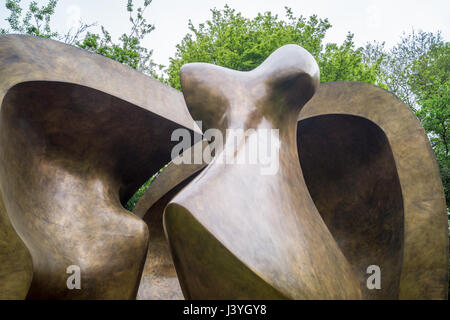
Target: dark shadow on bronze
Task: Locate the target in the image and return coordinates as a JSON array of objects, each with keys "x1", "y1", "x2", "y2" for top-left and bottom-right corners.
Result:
[{"x1": 298, "y1": 114, "x2": 404, "y2": 299}]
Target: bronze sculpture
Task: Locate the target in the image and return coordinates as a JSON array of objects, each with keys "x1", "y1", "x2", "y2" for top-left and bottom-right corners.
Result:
[
  {"x1": 135, "y1": 141, "x2": 208, "y2": 300},
  {"x1": 0, "y1": 34, "x2": 447, "y2": 300},
  {"x1": 0, "y1": 34, "x2": 201, "y2": 299},
  {"x1": 164, "y1": 44, "x2": 363, "y2": 299},
  {"x1": 298, "y1": 82, "x2": 448, "y2": 299}
]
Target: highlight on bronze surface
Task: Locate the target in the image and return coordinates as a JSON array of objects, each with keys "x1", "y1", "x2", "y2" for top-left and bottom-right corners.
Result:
[{"x1": 0, "y1": 34, "x2": 447, "y2": 300}]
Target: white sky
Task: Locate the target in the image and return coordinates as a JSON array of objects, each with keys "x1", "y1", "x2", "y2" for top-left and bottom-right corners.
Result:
[{"x1": 1, "y1": 0, "x2": 449, "y2": 67}]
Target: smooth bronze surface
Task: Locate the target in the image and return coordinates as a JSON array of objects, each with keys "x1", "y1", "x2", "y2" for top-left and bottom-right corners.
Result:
[
  {"x1": 0, "y1": 34, "x2": 200, "y2": 299},
  {"x1": 298, "y1": 114, "x2": 404, "y2": 299},
  {"x1": 164, "y1": 46, "x2": 447, "y2": 300},
  {"x1": 164, "y1": 45, "x2": 363, "y2": 299},
  {"x1": 298, "y1": 82, "x2": 448, "y2": 299},
  {"x1": 0, "y1": 191, "x2": 32, "y2": 299}
]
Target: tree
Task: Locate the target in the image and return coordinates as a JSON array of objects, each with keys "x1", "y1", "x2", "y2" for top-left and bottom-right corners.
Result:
[
  {"x1": 410, "y1": 42, "x2": 450, "y2": 207},
  {"x1": 366, "y1": 31, "x2": 449, "y2": 210},
  {"x1": 167, "y1": 6, "x2": 384, "y2": 90},
  {"x1": 1, "y1": 0, "x2": 161, "y2": 77},
  {"x1": 1, "y1": 0, "x2": 58, "y2": 38},
  {"x1": 1, "y1": 0, "x2": 94, "y2": 44}
]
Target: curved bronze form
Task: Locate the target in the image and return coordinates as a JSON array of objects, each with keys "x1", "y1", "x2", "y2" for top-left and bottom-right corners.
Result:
[
  {"x1": 0, "y1": 35, "x2": 200, "y2": 299},
  {"x1": 135, "y1": 141, "x2": 208, "y2": 300},
  {"x1": 0, "y1": 35, "x2": 446, "y2": 300},
  {"x1": 298, "y1": 82, "x2": 448, "y2": 299},
  {"x1": 164, "y1": 46, "x2": 447, "y2": 300}
]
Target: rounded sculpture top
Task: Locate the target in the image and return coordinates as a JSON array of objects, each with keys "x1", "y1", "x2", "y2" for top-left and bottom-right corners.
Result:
[{"x1": 180, "y1": 44, "x2": 321, "y2": 132}]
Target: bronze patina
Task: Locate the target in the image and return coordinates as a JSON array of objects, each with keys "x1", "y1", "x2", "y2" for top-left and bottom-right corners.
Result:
[
  {"x1": 0, "y1": 35, "x2": 447, "y2": 300},
  {"x1": 0, "y1": 34, "x2": 200, "y2": 299}
]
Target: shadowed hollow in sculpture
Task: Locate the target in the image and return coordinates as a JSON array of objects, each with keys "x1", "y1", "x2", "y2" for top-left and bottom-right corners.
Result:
[
  {"x1": 0, "y1": 35, "x2": 447, "y2": 300},
  {"x1": 164, "y1": 45, "x2": 364, "y2": 299}
]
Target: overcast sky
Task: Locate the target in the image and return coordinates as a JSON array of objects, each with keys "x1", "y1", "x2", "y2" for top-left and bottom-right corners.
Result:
[{"x1": 1, "y1": 0, "x2": 449, "y2": 67}]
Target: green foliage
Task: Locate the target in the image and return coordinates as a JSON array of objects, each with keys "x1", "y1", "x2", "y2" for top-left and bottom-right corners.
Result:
[
  {"x1": 411, "y1": 42, "x2": 450, "y2": 207},
  {"x1": 167, "y1": 6, "x2": 332, "y2": 89},
  {"x1": 2, "y1": 0, "x2": 58, "y2": 38},
  {"x1": 77, "y1": 0, "x2": 163, "y2": 78},
  {"x1": 167, "y1": 6, "x2": 384, "y2": 90},
  {"x1": 1, "y1": 0, "x2": 164, "y2": 210},
  {"x1": 369, "y1": 30, "x2": 444, "y2": 109},
  {"x1": 319, "y1": 32, "x2": 386, "y2": 86},
  {"x1": 124, "y1": 165, "x2": 167, "y2": 212}
]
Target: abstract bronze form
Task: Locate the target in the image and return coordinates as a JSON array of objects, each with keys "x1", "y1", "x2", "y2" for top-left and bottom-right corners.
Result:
[
  {"x1": 0, "y1": 34, "x2": 447, "y2": 300},
  {"x1": 164, "y1": 45, "x2": 364, "y2": 299},
  {"x1": 298, "y1": 82, "x2": 448, "y2": 299},
  {"x1": 0, "y1": 35, "x2": 201, "y2": 299}
]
